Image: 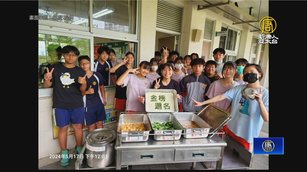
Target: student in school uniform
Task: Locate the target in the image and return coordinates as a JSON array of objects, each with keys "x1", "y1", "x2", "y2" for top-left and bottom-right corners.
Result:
[
  {"x1": 109, "y1": 52, "x2": 135, "y2": 114},
  {"x1": 78, "y1": 55, "x2": 106, "y2": 132},
  {"x1": 94, "y1": 45, "x2": 113, "y2": 86},
  {"x1": 179, "y1": 58, "x2": 211, "y2": 112}
]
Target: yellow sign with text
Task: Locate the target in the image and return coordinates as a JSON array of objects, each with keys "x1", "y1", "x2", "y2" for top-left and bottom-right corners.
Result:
[{"x1": 260, "y1": 16, "x2": 277, "y2": 34}]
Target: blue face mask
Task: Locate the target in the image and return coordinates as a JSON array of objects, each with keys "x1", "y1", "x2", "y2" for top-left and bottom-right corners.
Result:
[
  {"x1": 216, "y1": 61, "x2": 223, "y2": 65},
  {"x1": 236, "y1": 66, "x2": 244, "y2": 75}
]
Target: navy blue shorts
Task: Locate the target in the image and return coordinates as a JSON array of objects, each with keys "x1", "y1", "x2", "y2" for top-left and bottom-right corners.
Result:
[
  {"x1": 85, "y1": 102, "x2": 106, "y2": 126},
  {"x1": 55, "y1": 107, "x2": 85, "y2": 127}
]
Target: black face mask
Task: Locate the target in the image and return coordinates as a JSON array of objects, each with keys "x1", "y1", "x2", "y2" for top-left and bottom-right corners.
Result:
[{"x1": 243, "y1": 73, "x2": 258, "y2": 83}]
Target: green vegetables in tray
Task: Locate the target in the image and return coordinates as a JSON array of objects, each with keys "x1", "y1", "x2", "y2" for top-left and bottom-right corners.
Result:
[{"x1": 152, "y1": 121, "x2": 175, "y2": 130}]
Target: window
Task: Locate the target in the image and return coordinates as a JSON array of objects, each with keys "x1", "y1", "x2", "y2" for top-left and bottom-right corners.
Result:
[
  {"x1": 94, "y1": 37, "x2": 138, "y2": 86},
  {"x1": 38, "y1": 33, "x2": 90, "y2": 88},
  {"x1": 226, "y1": 55, "x2": 237, "y2": 62},
  {"x1": 250, "y1": 37, "x2": 259, "y2": 63},
  {"x1": 39, "y1": 0, "x2": 89, "y2": 27},
  {"x1": 94, "y1": 37, "x2": 138, "y2": 67},
  {"x1": 39, "y1": 0, "x2": 137, "y2": 34},
  {"x1": 226, "y1": 29, "x2": 237, "y2": 51},
  {"x1": 219, "y1": 26, "x2": 241, "y2": 61},
  {"x1": 204, "y1": 19, "x2": 214, "y2": 40},
  {"x1": 202, "y1": 19, "x2": 215, "y2": 61},
  {"x1": 92, "y1": 0, "x2": 137, "y2": 34}
]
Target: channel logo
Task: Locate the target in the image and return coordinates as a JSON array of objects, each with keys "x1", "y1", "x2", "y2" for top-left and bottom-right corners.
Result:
[{"x1": 253, "y1": 137, "x2": 284, "y2": 155}]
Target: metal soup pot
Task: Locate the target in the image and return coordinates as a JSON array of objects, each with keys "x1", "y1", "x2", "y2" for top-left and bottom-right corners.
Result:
[{"x1": 85, "y1": 128, "x2": 116, "y2": 168}]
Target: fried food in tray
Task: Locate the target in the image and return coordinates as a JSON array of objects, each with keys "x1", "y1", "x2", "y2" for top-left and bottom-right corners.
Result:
[{"x1": 120, "y1": 123, "x2": 146, "y2": 132}]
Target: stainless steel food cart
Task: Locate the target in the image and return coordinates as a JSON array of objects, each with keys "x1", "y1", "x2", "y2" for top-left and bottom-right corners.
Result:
[
  {"x1": 115, "y1": 89, "x2": 231, "y2": 170},
  {"x1": 76, "y1": 89, "x2": 236, "y2": 170},
  {"x1": 115, "y1": 134, "x2": 227, "y2": 170}
]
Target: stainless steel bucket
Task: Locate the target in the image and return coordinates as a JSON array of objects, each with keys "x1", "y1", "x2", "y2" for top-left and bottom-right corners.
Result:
[{"x1": 85, "y1": 128, "x2": 116, "y2": 168}]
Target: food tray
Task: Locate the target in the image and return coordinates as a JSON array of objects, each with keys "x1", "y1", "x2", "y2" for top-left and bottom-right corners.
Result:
[
  {"x1": 172, "y1": 112, "x2": 211, "y2": 138},
  {"x1": 117, "y1": 113, "x2": 151, "y2": 142},
  {"x1": 197, "y1": 105, "x2": 231, "y2": 138},
  {"x1": 147, "y1": 113, "x2": 183, "y2": 141}
]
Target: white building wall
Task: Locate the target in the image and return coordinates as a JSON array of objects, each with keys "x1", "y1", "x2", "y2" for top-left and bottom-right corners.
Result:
[
  {"x1": 187, "y1": 4, "x2": 206, "y2": 55},
  {"x1": 180, "y1": 2, "x2": 193, "y2": 56},
  {"x1": 211, "y1": 20, "x2": 223, "y2": 59},
  {"x1": 139, "y1": 0, "x2": 158, "y2": 62},
  {"x1": 38, "y1": 93, "x2": 87, "y2": 159},
  {"x1": 237, "y1": 27, "x2": 254, "y2": 61},
  {"x1": 179, "y1": 3, "x2": 250, "y2": 59},
  {"x1": 139, "y1": 0, "x2": 256, "y2": 62},
  {"x1": 173, "y1": 1, "x2": 268, "y2": 87},
  {"x1": 260, "y1": 44, "x2": 269, "y2": 88}
]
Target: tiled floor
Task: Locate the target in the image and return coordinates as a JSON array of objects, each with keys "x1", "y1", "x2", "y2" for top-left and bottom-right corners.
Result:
[{"x1": 39, "y1": 122, "x2": 269, "y2": 170}]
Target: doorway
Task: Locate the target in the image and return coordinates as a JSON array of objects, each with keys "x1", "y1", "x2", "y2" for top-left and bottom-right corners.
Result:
[
  {"x1": 155, "y1": 31, "x2": 179, "y2": 52},
  {"x1": 202, "y1": 41, "x2": 212, "y2": 62}
]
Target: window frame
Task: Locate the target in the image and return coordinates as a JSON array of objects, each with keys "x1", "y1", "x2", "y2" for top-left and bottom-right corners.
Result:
[
  {"x1": 38, "y1": 0, "x2": 140, "y2": 94},
  {"x1": 38, "y1": 0, "x2": 139, "y2": 41},
  {"x1": 203, "y1": 18, "x2": 216, "y2": 60},
  {"x1": 219, "y1": 25, "x2": 241, "y2": 57},
  {"x1": 38, "y1": 30, "x2": 94, "y2": 93},
  {"x1": 203, "y1": 18, "x2": 215, "y2": 41}
]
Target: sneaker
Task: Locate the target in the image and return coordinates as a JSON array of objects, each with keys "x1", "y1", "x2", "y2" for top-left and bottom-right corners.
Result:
[
  {"x1": 60, "y1": 149, "x2": 70, "y2": 167},
  {"x1": 75, "y1": 146, "x2": 82, "y2": 155}
]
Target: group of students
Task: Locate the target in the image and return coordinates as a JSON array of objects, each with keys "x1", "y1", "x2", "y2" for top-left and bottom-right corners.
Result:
[
  {"x1": 43, "y1": 44, "x2": 269, "y2": 166},
  {"x1": 112, "y1": 46, "x2": 268, "y2": 153},
  {"x1": 43, "y1": 45, "x2": 114, "y2": 166}
]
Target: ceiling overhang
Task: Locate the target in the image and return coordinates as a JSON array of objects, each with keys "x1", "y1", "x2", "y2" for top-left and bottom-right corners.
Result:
[{"x1": 195, "y1": 0, "x2": 268, "y2": 32}]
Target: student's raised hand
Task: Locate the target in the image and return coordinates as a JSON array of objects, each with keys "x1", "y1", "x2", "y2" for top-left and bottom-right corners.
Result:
[
  {"x1": 78, "y1": 74, "x2": 87, "y2": 85},
  {"x1": 130, "y1": 68, "x2": 139, "y2": 74},
  {"x1": 122, "y1": 57, "x2": 128, "y2": 65},
  {"x1": 162, "y1": 47, "x2": 168, "y2": 58},
  {"x1": 44, "y1": 68, "x2": 54, "y2": 81},
  {"x1": 87, "y1": 85, "x2": 94, "y2": 94},
  {"x1": 154, "y1": 78, "x2": 161, "y2": 89},
  {"x1": 255, "y1": 88, "x2": 263, "y2": 103},
  {"x1": 138, "y1": 96, "x2": 145, "y2": 104},
  {"x1": 192, "y1": 98, "x2": 203, "y2": 107}
]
